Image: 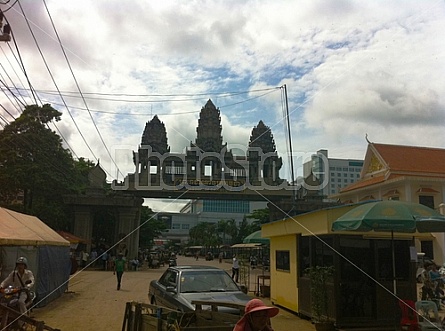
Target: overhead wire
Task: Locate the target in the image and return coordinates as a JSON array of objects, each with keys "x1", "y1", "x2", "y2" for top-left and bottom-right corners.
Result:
[
  {"x1": 24, "y1": 86, "x2": 278, "y2": 98},
  {"x1": 0, "y1": 45, "x2": 33, "y2": 101},
  {"x1": 0, "y1": 62, "x2": 26, "y2": 106},
  {"x1": 0, "y1": 7, "x2": 82, "y2": 166},
  {"x1": 3, "y1": 15, "x2": 37, "y2": 103},
  {"x1": 0, "y1": 78, "x2": 24, "y2": 112},
  {"x1": 1, "y1": 46, "x2": 80, "y2": 161},
  {"x1": 1, "y1": 0, "x2": 18, "y2": 13},
  {"x1": 16, "y1": 1, "x2": 100, "y2": 168},
  {"x1": 42, "y1": 0, "x2": 124, "y2": 179}
]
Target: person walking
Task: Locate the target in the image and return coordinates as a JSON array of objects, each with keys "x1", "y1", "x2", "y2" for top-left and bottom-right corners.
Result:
[
  {"x1": 80, "y1": 250, "x2": 89, "y2": 268},
  {"x1": 232, "y1": 254, "x2": 240, "y2": 283},
  {"x1": 233, "y1": 298, "x2": 279, "y2": 331},
  {"x1": 113, "y1": 253, "x2": 125, "y2": 290},
  {"x1": 101, "y1": 250, "x2": 108, "y2": 270}
]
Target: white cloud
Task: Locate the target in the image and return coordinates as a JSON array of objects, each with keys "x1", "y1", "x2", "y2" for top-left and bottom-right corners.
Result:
[{"x1": 1, "y1": 0, "x2": 444, "y2": 210}]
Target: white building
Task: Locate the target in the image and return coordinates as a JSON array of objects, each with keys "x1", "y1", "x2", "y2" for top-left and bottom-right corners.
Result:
[
  {"x1": 303, "y1": 149, "x2": 364, "y2": 199},
  {"x1": 155, "y1": 199, "x2": 268, "y2": 244}
]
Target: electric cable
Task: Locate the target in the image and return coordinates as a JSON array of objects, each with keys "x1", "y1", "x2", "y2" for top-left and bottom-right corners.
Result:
[
  {"x1": 17, "y1": 1, "x2": 101, "y2": 168},
  {"x1": 0, "y1": 45, "x2": 33, "y2": 102},
  {"x1": 1, "y1": 0, "x2": 18, "y2": 13},
  {"x1": 3, "y1": 14, "x2": 37, "y2": 103},
  {"x1": 0, "y1": 63, "x2": 27, "y2": 107},
  {"x1": 43, "y1": 0, "x2": 123, "y2": 179}
]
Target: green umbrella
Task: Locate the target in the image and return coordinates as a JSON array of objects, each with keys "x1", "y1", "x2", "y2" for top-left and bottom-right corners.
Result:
[
  {"x1": 243, "y1": 230, "x2": 270, "y2": 245},
  {"x1": 332, "y1": 200, "x2": 445, "y2": 295}
]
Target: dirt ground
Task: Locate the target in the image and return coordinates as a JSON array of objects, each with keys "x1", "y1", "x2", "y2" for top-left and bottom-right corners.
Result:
[{"x1": 31, "y1": 255, "x2": 315, "y2": 331}]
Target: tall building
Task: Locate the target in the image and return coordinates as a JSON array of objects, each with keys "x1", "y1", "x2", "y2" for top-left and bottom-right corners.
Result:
[{"x1": 303, "y1": 149, "x2": 363, "y2": 199}]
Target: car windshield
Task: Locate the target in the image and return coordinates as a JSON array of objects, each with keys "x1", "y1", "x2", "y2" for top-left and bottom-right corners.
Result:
[{"x1": 179, "y1": 270, "x2": 239, "y2": 293}]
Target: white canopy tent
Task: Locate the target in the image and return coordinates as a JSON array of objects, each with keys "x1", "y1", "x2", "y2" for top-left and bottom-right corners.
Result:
[{"x1": 0, "y1": 207, "x2": 71, "y2": 307}]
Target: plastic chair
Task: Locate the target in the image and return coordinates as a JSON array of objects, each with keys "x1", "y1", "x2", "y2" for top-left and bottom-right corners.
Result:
[
  {"x1": 415, "y1": 300, "x2": 442, "y2": 331},
  {"x1": 399, "y1": 300, "x2": 420, "y2": 331}
]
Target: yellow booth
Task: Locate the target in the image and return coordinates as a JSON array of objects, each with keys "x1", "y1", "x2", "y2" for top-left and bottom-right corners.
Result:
[{"x1": 261, "y1": 203, "x2": 433, "y2": 329}]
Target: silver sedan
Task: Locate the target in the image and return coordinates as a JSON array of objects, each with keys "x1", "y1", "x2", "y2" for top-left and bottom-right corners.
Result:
[{"x1": 148, "y1": 265, "x2": 251, "y2": 313}]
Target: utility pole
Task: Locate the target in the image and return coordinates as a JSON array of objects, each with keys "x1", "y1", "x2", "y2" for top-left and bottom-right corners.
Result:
[
  {"x1": 282, "y1": 84, "x2": 296, "y2": 204},
  {"x1": 0, "y1": 11, "x2": 11, "y2": 42}
]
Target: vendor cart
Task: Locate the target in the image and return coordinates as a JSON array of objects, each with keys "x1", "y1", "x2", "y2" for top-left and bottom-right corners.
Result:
[
  {"x1": 0, "y1": 304, "x2": 60, "y2": 331},
  {"x1": 122, "y1": 300, "x2": 245, "y2": 331}
]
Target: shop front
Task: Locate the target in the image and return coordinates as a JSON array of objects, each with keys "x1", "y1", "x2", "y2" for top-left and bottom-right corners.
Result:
[{"x1": 262, "y1": 205, "x2": 431, "y2": 329}]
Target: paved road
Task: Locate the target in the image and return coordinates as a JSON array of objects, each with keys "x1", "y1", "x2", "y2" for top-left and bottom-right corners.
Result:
[{"x1": 32, "y1": 255, "x2": 315, "y2": 331}]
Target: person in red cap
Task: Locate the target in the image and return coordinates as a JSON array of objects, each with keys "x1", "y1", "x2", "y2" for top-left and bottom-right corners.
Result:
[{"x1": 233, "y1": 298, "x2": 279, "y2": 331}]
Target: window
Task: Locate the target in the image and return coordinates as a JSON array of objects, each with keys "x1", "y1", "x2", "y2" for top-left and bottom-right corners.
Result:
[
  {"x1": 421, "y1": 241, "x2": 434, "y2": 260},
  {"x1": 337, "y1": 173, "x2": 341, "y2": 176},
  {"x1": 204, "y1": 165, "x2": 212, "y2": 176},
  {"x1": 419, "y1": 196, "x2": 434, "y2": 209},
  {"x1": 276, "y1": 250, "x2": 290, "y2": 272},
  {"x1": 330, "y1": 172, "x2": 335, "y2": 177},
  {"x1": 159, "y1": 270, "x2": 178, "y2": 287},
  {"x1": 181, "y1": 224, "x2": 190, "y2": 230},
  {"x1": 172, "y1": 223, "x2": 180, "y2": 229},
  {"x1": 344, "y1": 173, "x2": 348, "y2": 177},
  {"x1": 350, "y1": 174, "x2": 354, "y2": 177},
  {"x1": 343, "y1": 167, "x2": 348, "y2": 171},
  {"x1": 149, "y1": 165, "x2": 157, "y2": 174},
  {"x1": 344, "y1": 179, "x2": 348, "y2": 183},
  {"x1": 203, "y1": 200, "x2": 249, "y2": 213}
]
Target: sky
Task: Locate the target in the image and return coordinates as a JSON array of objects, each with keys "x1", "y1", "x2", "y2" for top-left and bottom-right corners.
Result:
[{"x1": 0, "y1": 0, "x2": 444, "y2": 212}]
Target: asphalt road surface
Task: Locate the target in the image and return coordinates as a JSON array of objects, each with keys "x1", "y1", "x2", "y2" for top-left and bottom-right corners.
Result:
[{"x1": 32, "y1": 255, "x2": 315, "y2": 331}]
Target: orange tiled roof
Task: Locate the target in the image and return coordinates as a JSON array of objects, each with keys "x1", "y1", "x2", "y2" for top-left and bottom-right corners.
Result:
[
  {"x1": 340, "y1": 143, "x2": 445, "y2": 193},
  {"x1": 373, "y1": 143, "x2": 445, "y2": 174},
  {"x1": 340, "y1": 174, "x2": 386, "y2": 192}
]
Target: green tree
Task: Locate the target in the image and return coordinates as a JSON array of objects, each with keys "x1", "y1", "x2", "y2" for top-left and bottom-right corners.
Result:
[
  {"x1": 217, "y1": 219, "x2": 238, "y2": 245},
  {"x1": 189, "y1": 222, "x2": 220, "y2": 248},
  {"x1": 0, "y1": 104, "x2": 83, "y2": 229},
  {"x1": 245, "y1": 208, "x2": 270, "y2": 225},
  {"x1": 138, "y1": 206, "x2": 167, "y2": 249},
  {"x1": 235, "y1": 216, "x2": 260, "y2": 243}
]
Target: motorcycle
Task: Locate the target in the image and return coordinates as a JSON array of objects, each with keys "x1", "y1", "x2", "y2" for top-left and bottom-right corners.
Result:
[
  {"x1": 0, "y1": 284, "x2": 35, "y2": 330},
  {"x1": 168, "y1": 258, "x2": 177, "y2": 267}
]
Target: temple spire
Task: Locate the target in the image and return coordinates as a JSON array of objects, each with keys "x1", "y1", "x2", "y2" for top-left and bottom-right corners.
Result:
[{"x1": 194, "y1": 99, "x2": 226, "y2": 152}]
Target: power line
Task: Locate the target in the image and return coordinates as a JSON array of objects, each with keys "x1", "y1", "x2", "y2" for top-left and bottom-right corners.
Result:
[
  {"x1": 3, "y1": 85, "x2": 280, "y2": 103},
  {"x1": 3, "y1": 14, "x2": 37, "y2": 103},
  {"x1": 1, "y1": 0, "x2": 19, "y2": 13},
  {"x1": 43, "y1": 0, "x2": 123, "y2": 179},
  {"x1": 17, "y1": 1, "x2": 100, "y2": 167}
]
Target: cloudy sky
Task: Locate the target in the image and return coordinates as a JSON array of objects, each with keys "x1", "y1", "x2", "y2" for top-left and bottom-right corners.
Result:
[{"x1": 1, "y1": 0, "x2": 444, "y2": 212}]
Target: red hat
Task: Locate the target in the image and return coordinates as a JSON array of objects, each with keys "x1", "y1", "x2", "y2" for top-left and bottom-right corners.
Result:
[{"x1": 233, "y1": 299, "x2": 279, "y2": 331}]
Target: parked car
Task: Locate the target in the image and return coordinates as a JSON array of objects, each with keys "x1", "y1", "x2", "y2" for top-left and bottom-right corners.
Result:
[{"x1": 148, "y1": 265, "x2": 251, "y2": 313}]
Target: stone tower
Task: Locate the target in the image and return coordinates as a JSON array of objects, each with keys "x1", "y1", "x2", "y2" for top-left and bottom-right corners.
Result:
[
  {"x1": 248, "y1": 120, "x2": 283, "y2": 185},
  {"x1": 141, "y1": 115, "x2": 170, "y2": 154},
  {"x1": 194, "y1": 99, "x2": 226, "y2": 152}
]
